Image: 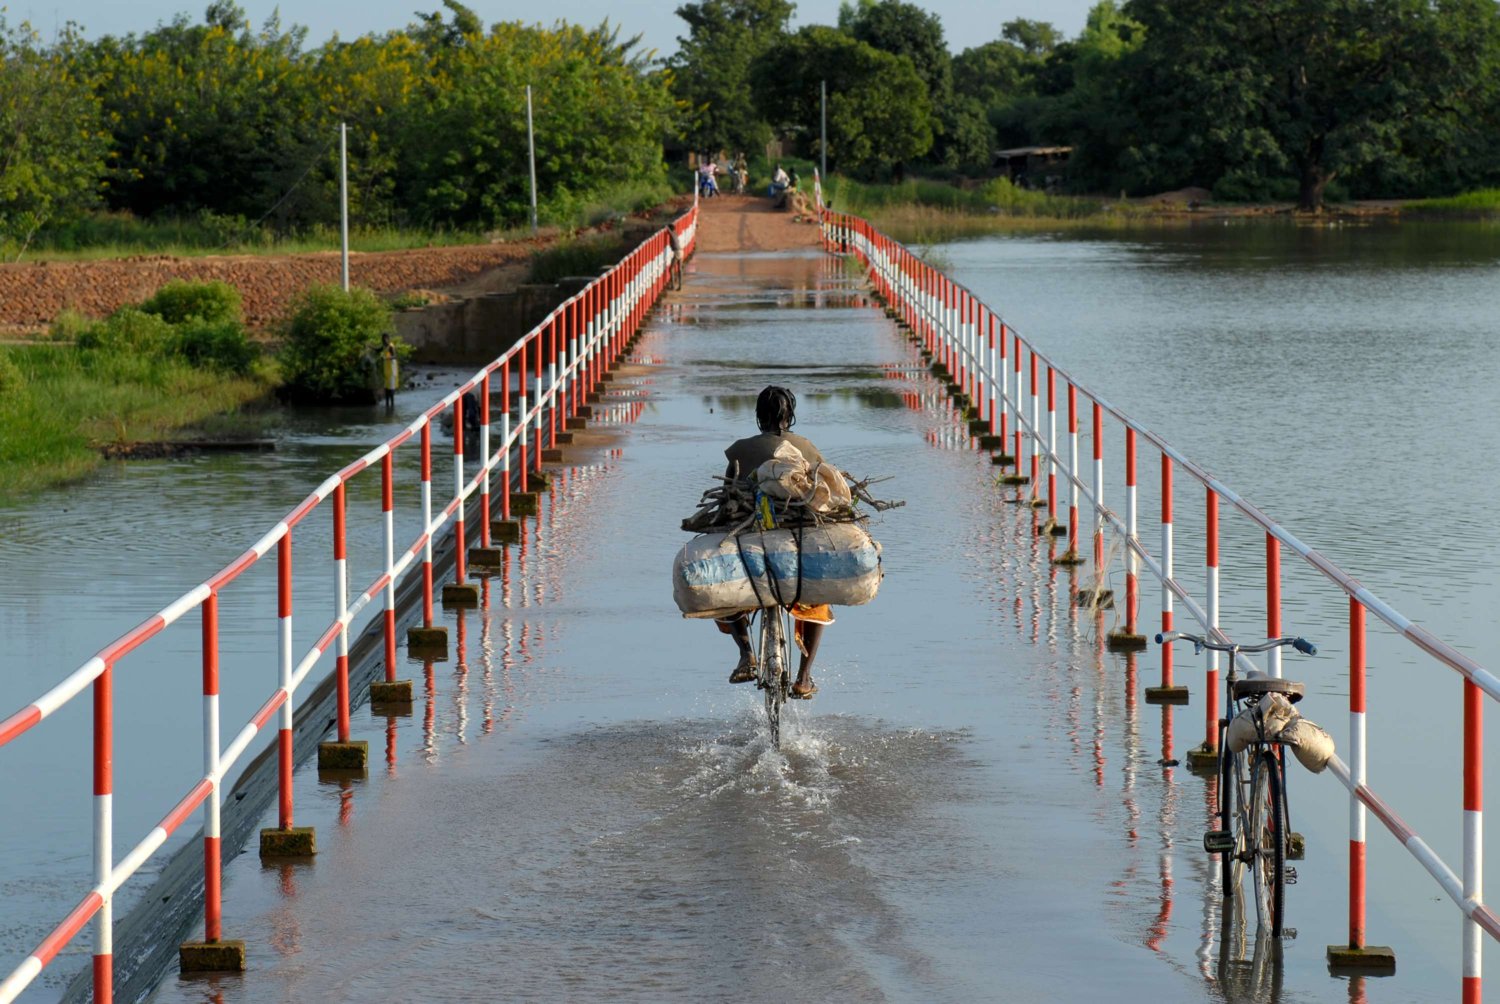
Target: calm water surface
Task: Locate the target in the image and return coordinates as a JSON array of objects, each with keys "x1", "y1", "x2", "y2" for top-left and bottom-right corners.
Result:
[{"x1": 2, "y1": 222, "x2": 1498, "y2": 1001}]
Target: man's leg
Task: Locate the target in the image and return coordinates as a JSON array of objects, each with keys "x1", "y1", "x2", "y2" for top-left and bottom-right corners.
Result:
[
  {"x1": 791, "y1": 622, "x2": 824, "y2": 698},
  {"x1": 719, "y1": 613, "x2": 756, "y2": 683}
]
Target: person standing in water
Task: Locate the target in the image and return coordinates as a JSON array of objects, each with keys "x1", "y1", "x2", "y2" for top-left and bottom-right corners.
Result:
[{"x1": 380, "y1": 333, "x2": 399, "y2": 410}]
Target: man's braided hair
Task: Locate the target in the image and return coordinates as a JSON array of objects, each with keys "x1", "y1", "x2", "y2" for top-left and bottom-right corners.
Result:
[{"x1": 755, "y1": 385, "x2": 797, "y2": 435}]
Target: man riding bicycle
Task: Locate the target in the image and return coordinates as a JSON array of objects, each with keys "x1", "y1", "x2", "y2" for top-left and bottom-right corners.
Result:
[{"x1": 718, "y1": 386, "x2": 830, "y2": 699}]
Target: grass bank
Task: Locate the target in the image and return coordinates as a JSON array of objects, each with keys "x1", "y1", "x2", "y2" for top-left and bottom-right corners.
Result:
[
  {"x1": 0, "y1": 344, "x2": 277, "y2": 500},
  {"x1": 16, "y1": 177, "x2": 681, "y2": 262},
  {"x1": 1405, "y1": 188, "x2": 1500, "y2": 216},
  {"x1": 821, "y1": 176, "x2": 1151, "y2": 242}
]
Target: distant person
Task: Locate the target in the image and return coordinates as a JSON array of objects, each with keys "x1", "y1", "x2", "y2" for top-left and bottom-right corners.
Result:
[
  {"x1": 667, "y1": 225, "x2": 683, "y2": 289},
  {"x1": 379, "y1": 333, "x2": 399, "y2": 410},
  {"x1": 733, "y1": 151, "x2": 748, "y2": 194},
  {"x1": 788, "y1": 168, "x2": 800, "y2": 192},
  {"x1": 698, "y1": 157, "x2": 719, "y2": 197},
  {"x1": 771, "y1": 164, "x2": 789, "y2": 196}
]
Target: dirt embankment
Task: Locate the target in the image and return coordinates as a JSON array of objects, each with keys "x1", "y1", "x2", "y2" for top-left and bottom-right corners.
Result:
[{"x1": 0, "y1": 199, "x2": 695, "y2": 335}]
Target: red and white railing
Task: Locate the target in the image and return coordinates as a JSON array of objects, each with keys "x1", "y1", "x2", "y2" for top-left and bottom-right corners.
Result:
[
  {"x1": 0, "y1": 203, "x2": 697, "y2": 1004},
  {"x1": 821, "y1": 205, "x2": 1494, "y2": 1000}
]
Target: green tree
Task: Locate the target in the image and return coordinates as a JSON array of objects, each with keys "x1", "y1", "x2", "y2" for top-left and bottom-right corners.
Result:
[
  {"x1": 754, "y1": 26, "x2": 933, "y2": 177},
  {"x1": 1122, "y1": 0, "x2": 1500, "y2": 208},
  {"x1": 0, "y1": 18, "x2": 109, "y2": 253},
  {"x1": 669, "y1": 0, "x2": 793, "y2": 154}
]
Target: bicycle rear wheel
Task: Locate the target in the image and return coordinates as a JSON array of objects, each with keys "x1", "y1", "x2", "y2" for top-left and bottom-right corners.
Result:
[
  {"x1": 1250, "y1": 751, "x2": 1287, "y2": 936},
  {"x1": 1219, "y1": 748, "x2": 1236, "y2": 900},
  {"x1": 757, "y1": 607, "x2": 790, "y2": 748}
]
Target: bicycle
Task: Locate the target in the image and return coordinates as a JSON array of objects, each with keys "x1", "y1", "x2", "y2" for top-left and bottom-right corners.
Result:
[
  {"x1": 752, "y1": 604, "x2": 794, "y2": 747},
  {"x1": 1156, "y1": 630, "x2": 1317, "y2": 938}
]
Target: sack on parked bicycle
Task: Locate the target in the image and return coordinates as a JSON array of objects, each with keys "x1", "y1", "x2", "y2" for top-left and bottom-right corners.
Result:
[
  {"x1": 671, "y1": 522, "x2": 882, "y2": 618},
  {"x1": 1224, "y1": 691, "x2": 1299, "y2": 754},
  {"x1": 1281, "y1": 718, "x2": 1336, "y2": 774}
]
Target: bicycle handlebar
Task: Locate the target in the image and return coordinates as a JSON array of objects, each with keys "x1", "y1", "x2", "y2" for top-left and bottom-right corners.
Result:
[{"x1": 1155, "y1": 630, "x2": 1317, "y2": 657}]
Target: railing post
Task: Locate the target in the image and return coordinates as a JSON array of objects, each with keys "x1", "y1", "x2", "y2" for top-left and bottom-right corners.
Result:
[
  {"x1": 501, "y1": 360, "x2": 512, "y2": 521},
  {"x1": 407, "y1": 421, "x2": 447, "y2": 650},
  {"x1": 179, "y1": 591, "x2": 246, "y2": 970},
  {"x1": 370, "y1": 451, "x2": 412, "y2": 703},
  {"x1": 1093, "y1": 403, "x2": 1105, "y2": 574},
  {"x1": 1465, "y1": 679, "x2": 1484, "y2": 1001},
  {"x1": 479, "y1": 373, "x2": 492, "y2": 546},
  {"x1": 318, "y1": 482, "x2": 369, "y2": 766},
  {"x1": 1267, "y1": 533, "x2": 1282, "y2": 678},
  {"x1": 1045, "y1": 366, "x2": 1058, "y2": 530},
  {"x1": 1053, "y1": 382, "x2": 1083, "y2": 567},
  {"x1": 259, "y1": 533, "x2": 314, "y2": 855},
  {"x1": 92, "y1": 660, "x2": 112, "y2": 1004},
  {"x1": 517, "y1": 341, "x2": 528, "y2": 490},
  {"x1": 1146, "y1": 456, "x2": 1186, "y2": 702},
  {"x1": 1327, "y1": 598, "x2": 1395, "y2": 972},
  {"x1": 1108, "y1": 428, "x2": 1147, "y2": 651},
  {"x1": 1028, "y1": 351, "x2": 1041, "y2": 507}
]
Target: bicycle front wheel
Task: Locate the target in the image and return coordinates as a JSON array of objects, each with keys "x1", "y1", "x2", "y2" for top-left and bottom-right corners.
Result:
[
  {"x1": 1249, "y1": 751, "x2": 1287, "y2": 936},
  {"x1": 758, "y1": 608, "x2": 790, "y2": 748}
]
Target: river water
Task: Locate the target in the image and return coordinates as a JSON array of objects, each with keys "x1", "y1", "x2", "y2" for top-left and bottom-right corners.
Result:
[{"x1": 4, "y1": 221, "x2": 1499, "y2": 1002}]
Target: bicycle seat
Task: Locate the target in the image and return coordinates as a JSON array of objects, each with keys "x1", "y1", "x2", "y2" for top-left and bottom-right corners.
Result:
[{"x1": 1232, "y1": 670, "x2": 1305, "y2": 704}]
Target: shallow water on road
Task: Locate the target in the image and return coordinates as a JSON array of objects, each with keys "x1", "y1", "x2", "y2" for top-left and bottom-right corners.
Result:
[{"x1": 7, "y1": 224, "x2": 1496, "y2": 1001}]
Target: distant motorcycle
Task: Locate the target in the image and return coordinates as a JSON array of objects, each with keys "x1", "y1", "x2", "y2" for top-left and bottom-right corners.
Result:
[{"x1": 699, "y1": 171, "x2": 719, "y2": 198}]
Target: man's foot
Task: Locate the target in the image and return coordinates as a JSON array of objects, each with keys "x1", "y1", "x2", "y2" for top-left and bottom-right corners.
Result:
[
  {"x1": 729, "y1": 654, "x2": 757, "y2": 684},
  {"x1": 790, "y1": 680, "x2": 818, "y2": 700}
]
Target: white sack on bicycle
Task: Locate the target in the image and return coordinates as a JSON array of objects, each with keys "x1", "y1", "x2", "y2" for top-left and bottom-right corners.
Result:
[
  {"x1": 753, "y1": 441, "x2": 852, "y2": 512},
  {"x1": 671, "y1": 522, "x2": 882, "y2": 618},
  {"x1": 1282, "y1": 718, "x2": 1336, "y2": 773},
  {"x1": 1224, "y1": 692, "x2": 1299, "y2": 753}
]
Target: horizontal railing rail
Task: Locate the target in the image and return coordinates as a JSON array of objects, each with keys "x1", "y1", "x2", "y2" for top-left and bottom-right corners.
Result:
[
  {"x1": 819, "y1": 197, "x2": 1489, "y2": 1000},
  {"x1": 0, "y1": 199, "x2": 698, "y2": 1004}
]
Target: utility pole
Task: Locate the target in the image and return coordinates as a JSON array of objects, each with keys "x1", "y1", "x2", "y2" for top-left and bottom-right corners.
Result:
[
  {"x1": 820, "y1": 79, "x2": 827, "y2": 180},
  {"x1": 339, "y1": 122, "x2": 349, "y2": 291},
  {"x1": 526, "y1": 85, "x2": 539, "y2": 234}
]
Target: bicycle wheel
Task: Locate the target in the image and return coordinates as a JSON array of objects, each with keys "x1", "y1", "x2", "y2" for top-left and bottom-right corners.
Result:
[
  {"x1": 757, "y1": 607, "x2": 790, "y2": 748},
  {"x1": 1249, "y1": 751, "x2": 1287, "y2": 936},
  {"x1": 1218, "y1": 747, "x2": 1235, "y2": 900}
]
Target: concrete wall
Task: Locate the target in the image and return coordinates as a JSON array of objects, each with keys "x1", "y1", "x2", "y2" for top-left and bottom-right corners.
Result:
[{"x1": 393, "y1": 276, "x2": 596, "y2": 365}]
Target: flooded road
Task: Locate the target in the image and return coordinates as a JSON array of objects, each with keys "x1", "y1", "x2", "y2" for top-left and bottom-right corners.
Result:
[{"x1": 119, "y1": 242, "x2": 1452, "y2": 1002}]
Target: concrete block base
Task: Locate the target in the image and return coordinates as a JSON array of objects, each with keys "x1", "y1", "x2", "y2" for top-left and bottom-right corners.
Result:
[
  {"x1": 968, "y1": 420, "x2": 991, "y2": 436},
  {"x1": 999, "y1": 474, "x2": 1030, "y2": 486},
  {"x1": 1029, "y1": 496, "x2": 1047, "y2": 509},
  {"x1": 976, "y1": 434, "x2": 1004, "y2": 450},
  {"x1": 370, "y1": 679, "x2": 414, "y2": 704},
  {"x1": 945, "y1": 381, "x2": 963, "y2": 395},
  {"x1": 259, "y1": 826, "x2": 316, "y2": 858},
  {"x1": 1326, "y1": 944, "x2": 1396, "y2": 975},
  {"x1": 1185, "y1": 743, "x2": 1219, "y2": 774},
  {"x1": 1038, "y1": 518, "x2": 1059, "y2": 537},
  {"x1": 468, "y1": 546, "x2": 504, "y2": 567},
  {"x1": 317, "y1": 740, "x2": 368, "y2": 771},
  {"x1": 1052, "y1": 550, "x2": 1086, "y2": 567},
  {"x1": 526, "y1": 470, "x2": 552, "y2": 490},
  {"x1": 442, "y1": 583, "x2": 480, "y2": 607},
  {"x1": 1106, "y1": 630, "x2": 1149, "y2": 652},
  {"x1": 1047, "y1": 521, "x2": 1068, "y2": 537},
  {"x1": 407, "y1": 625, "x2": 448, "y2": 649},
  {"x1": 509, "y1": 492, "x2": 539, "y2": 517},
  {"x1": 989, "y1": 453, "x2": 1016, "y2": 466},
  {"x1": 555, "y1": 432, "x2": 575, "y2": 445},
  {"x1": 541, "y1": 449, "x2": 564, "y2": 462},
  {"x1": 1075, "y1": 588, "x2": 1114, "y2": 608},
  {"x1": 491, "y1": 520, "x2": 522, "y2": 543},
  {"x1": 585, "y1": 392, "x2": 602, "y2": 405},
  {"x1": 1144, "y1": 685, "x2": 1191, "y2": 705},
  {"x1": 576, "y1": 406, "x2": 594, "y2": 420},
  {"x1": 565, "y1": 417, "x2": 587, "y2": 431},
  {"x1": 179, "y1": 940, "x2": 246, "y2": 974}
]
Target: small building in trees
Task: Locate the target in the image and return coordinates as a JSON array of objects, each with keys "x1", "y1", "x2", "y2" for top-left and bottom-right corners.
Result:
[{"x1": 994, "y1": 146, "x2": 1072, "y2": 189}]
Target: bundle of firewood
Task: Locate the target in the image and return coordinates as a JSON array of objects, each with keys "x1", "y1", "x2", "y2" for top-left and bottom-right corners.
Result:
[{"x1": 681, "y1": 470, "x2": 903, "y2": 534}]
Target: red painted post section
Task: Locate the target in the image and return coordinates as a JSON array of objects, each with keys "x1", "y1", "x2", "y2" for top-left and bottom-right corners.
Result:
[
  {"x1": 1349, "y1": 598, "x2": 1366, "y2": 950},
  {"x1": 1014, "y1": 331, "x2": 1024, "y2": 477},
  {"x1": 1068, "y1": 384, "x2": 1079, "y2": 552},
  {"x1": 1205, "y1": 490, "x2": 1220, "y2": 751},
  {"x1": 533, "y1": 322, "x2": 544, "y2": 480},
  {"x1": 1047, "y1": 366, "x2": 1057, "y2": 525},
  {"x1": 1267, "y1": 533, "x2": 1282, "y2": 678},
  {"x1": 420, "y1": 424, "x2": 434, "y2": 627},
  {"x1": 987, "y1": 315, "x2": 998, "y2": 434},
  {"x1": 1000, "y1": 323, "x2": 1009, "y2": 448},
  {"x1": 277, "y1": 534, "x2": 293, "y2": 829},
  {"x1": 1125, "y1": 427, "x2": 1138, "y2": 635},
  {"x1": 1161, "y1": 458, "x2": 1173, "y2": 689},
  {"x1": 1092, "y1": 403, "x2": 1104, "y2": 571},
  {"x1": 1464, "y1": 676, "x2": 1483, "y2": 1003},
  {"x1": 382, "y1": 453, "x2": 397, "y2": 679},
  {"x1": 93, "y1": 658, "x2": 113, "y2": 1004},
  {"x1": 333, "y1": 483, "x2": 350, "y2": 743},
  {"x1": 480, "y1": 373, "x2": 491, "y2": 547},
  {"x1": 201, "y1": 594, "x2": 221, "y2": 942},
  {"x1": 517, "y1": 341, "x2": 528, "y2": 489},
  {"x1": 501, "y1": 359, "x2": 512, "y2": 520},
  {"x1": 453, "y1": 394, "x2": 467, "y2": 585}
]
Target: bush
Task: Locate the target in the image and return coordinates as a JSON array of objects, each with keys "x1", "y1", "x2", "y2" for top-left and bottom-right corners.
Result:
[
  {"x1": 279, "y1": 285, "x2": 393, "y2": 402},
  {"x1": 173, "y1": 317, "x2": 258, "y2": 374},
  {"x1": 48, "y1": 308, "x2": 92, "y2": 342},
  {"x1": 75, "y1": 307, "x2": 175, "y2": 355},
  {"x1": 140, "y1": 279, "x2": 242, "y2": 324}
]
